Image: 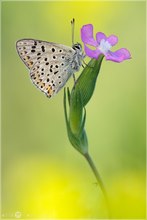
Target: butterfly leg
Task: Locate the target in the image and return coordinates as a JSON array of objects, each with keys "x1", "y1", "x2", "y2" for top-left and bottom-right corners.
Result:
[
  {"x1": 72, "y1": 73, "x2": 78, "y2": 89},
  {"x1": 73, "y1": 73, "x2": 76, "y2": 83},
  {"x1": 83, "y1": 59, "x2": 93, "y2": 68}
]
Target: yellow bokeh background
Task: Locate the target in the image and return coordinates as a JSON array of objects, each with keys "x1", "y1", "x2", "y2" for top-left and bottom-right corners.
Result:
[{"x1": 1, "y1": 1, "x2": 146, "y2": 219}]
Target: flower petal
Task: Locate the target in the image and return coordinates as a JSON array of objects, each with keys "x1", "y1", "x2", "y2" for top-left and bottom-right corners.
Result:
[
  {"x1": 105, "y1": 48, "x2": 131, "y2": 62},
  {"x1": 107, "y1": 35, "x2": 118, "y2": 46},
  {"x1": 96, "y1": 32, "x2": 107, "y2": 44},
  {"x1": 84, "y1": 44, "x2": 102, "y2": 59},
  {"x1": 81, "y1": 24, "x2": 98, "y2": 46}
]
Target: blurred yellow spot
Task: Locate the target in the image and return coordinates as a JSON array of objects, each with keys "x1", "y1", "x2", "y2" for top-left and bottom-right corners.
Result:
[
  {"x1": 109, "y1": 171, "x2": 146, "y2": 218},
  {"x1": 6, "y1": 156, "x2": 107, "y2": 218}
]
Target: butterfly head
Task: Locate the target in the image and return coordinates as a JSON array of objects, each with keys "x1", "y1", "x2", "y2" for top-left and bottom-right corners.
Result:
[
  {"x1": 72, "y1": 43, "x2": 82, "y2": 53},
  {"x1": 72, "y1": 43, "x2": 85, "y2": 60}
]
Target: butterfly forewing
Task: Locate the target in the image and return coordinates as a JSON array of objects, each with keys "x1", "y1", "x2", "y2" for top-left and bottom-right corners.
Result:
[{"x1": 16, "y1": 39, "x2": 83, "y2": 98}]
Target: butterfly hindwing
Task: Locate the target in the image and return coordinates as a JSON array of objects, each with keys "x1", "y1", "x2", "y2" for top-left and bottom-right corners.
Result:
[{"x1": 30, "y1": 58, "x2": 73, "y2": 98}]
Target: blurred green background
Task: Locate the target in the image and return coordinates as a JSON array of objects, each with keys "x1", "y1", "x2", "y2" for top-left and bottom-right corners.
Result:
[{"x1": 1, "y1": 1, "x2": 146, "y2": 219}]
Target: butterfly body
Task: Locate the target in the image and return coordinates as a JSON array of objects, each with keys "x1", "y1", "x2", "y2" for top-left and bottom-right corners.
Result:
[{"x1": 16, "y1": 39, "x2": 84, "y2": 98}]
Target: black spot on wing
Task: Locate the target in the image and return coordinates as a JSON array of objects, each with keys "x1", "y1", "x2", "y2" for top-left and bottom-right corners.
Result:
[{"x1": 41, "y1": 46, "x2": 45, "y2": 52}]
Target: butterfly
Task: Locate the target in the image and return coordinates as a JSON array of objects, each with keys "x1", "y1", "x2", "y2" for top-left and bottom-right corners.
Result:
[{"x1": 16, "y1": 35, "x2": 85, "y2": 98}]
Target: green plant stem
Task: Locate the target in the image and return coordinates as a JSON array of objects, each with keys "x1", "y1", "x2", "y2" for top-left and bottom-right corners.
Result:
[{"x1": 84, "y1": 152, "x2": 111, "y2": 218}]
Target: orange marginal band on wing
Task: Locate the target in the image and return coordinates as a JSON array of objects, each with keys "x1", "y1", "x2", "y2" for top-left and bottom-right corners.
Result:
[
  {"x1": 46, "y1": 85, "x2": 54, "y2": 98},
  {"x1": 23, "y1": 55, "x2": 34, "y2": 68}
]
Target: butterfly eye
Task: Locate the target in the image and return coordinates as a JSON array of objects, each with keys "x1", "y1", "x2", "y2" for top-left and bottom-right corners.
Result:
[
  {"x1": 76, "y1": 46, "x2": 80, "y2": 49},
  {"x1": 72, "y1": 43, "x2": 82, "y2": 51}
]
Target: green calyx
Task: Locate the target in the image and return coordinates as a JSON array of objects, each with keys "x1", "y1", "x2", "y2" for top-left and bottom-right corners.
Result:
[
  {"x1": 63, "y1": 55, "x2": 104, "y2": 155},
  {"x1": 64, "y1": 87, "x2": 88, "y2": 155},
  {"x1": 74, "y1": 55, "x2": 104, "y2": 107}
]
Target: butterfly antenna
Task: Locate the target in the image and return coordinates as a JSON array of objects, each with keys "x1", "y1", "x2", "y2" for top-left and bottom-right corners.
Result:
[{"x1": 71, "y1": 18, "x2": 75, "y2": 46}]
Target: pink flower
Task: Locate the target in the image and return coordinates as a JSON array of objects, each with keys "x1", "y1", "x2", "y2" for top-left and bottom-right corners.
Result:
[{"x1": 81, "y1": 24, "x2": 131, "y2": 63}]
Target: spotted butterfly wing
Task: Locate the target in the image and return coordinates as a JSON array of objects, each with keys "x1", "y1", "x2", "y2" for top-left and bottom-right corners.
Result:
[{"x1": 16, "y1": 39, "x2": 80, "y2": 98}]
